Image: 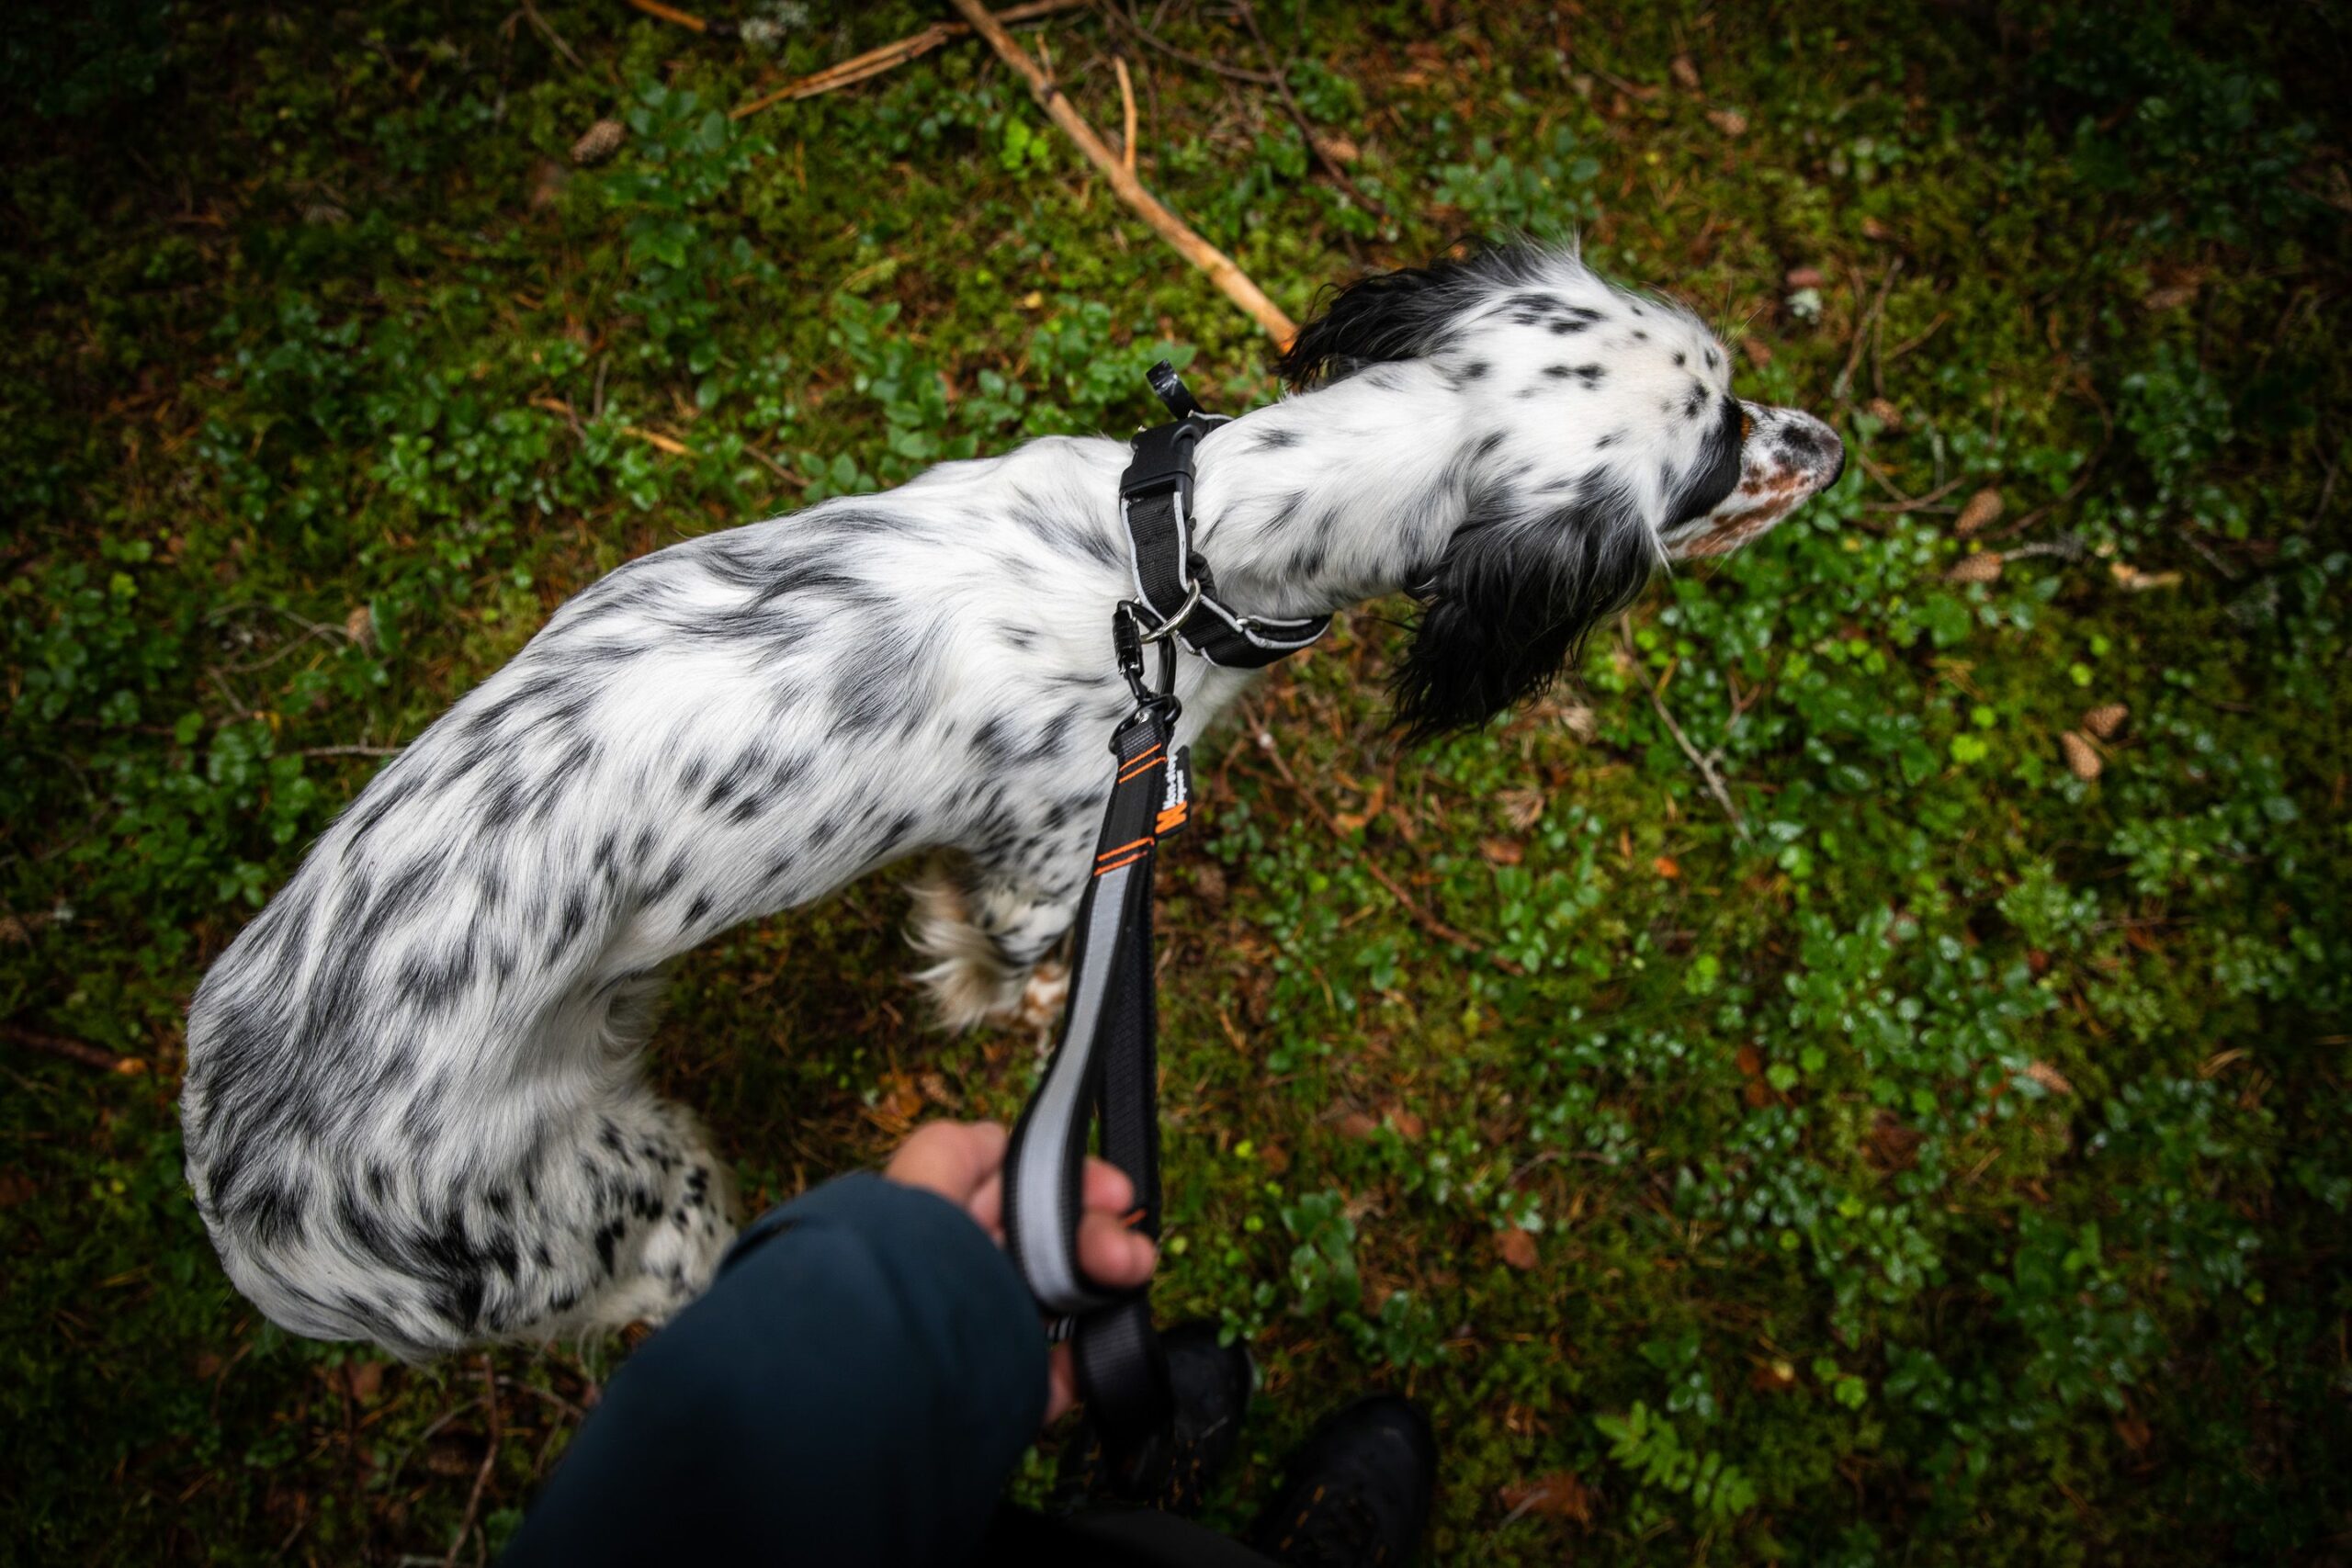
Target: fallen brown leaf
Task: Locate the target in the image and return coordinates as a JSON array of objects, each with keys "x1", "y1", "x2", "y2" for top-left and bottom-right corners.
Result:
[
  {"x1": 2022, "y1": 1060, "x2": 2075, "y2": 1096},
  {"x1": 1386, "y1": 1107, "x2": 1426, "y2": 1140},
  {"x1": 1784, "y1": 265, "x2": 1825, "y2": 290},
  {"x1": 1863, "y1": 396, "x2": 1904, "y2": 431},
  {"x1": 1498, "y1": 786, "x2": 1546, "y2": 830},
  {"x1": 2060, "y1": 731, "x2": 2102, "y2": 782},
  {"x1": 1946, "y1": 551, "x2": 2004, "y2": 583},
  {"x1": 1653, "y1": 855, "x2": 1680, "y2": 879},
  {"x1": 1705, "y1": 107, "x2": 1747, "y2": 136},
  {"x1": 1955, "y1": 488, "x2": 2005, "y2": 535},
  {"x1": 1337, "y1": 1110, "x2": 1379, "y2": 1140},
  {"x1": 2109, "y1": 562, "x2": 2183, "y2": 592},
  {"x1": 2081, "y1": 704, "x2": 2129, "y2": 739},
  {"x1": 571, "y1": 118, "x2": 627, "y2": 166},
  {"x1": 1480, "y1": 837, "x2": 1524, "y2": 866},
  {"x1": 1499, "y1": 1469, "x2": 1592, "y2": 1523},
  {"x1": 1310, "y1": 131, "x2": 1360, "y2": 164},
  {"x1": 1496, "y1": 1226, "x2": 1541, "y2": 1270}
]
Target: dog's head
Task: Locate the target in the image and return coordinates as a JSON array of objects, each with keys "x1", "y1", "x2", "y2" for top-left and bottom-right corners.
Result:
[{"x1": 1276, "y1": 244, "x2": 1843, "y2": 739}]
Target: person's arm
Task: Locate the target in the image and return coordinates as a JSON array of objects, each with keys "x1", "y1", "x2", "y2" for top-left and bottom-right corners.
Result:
[{"x1": 503, "y1": 1122, "x2": 1153, "y2": 1567}]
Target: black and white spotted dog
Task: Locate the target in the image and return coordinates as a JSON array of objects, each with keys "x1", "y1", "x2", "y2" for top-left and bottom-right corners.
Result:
[{"x1": 181, "y1": 244, "x2": 1843, "y2": 1357}]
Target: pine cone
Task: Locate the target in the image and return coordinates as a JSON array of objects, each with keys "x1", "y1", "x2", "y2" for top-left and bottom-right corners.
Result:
[
  {"x1": 1955, "y1": 488, "x2": 2004, "y2": 536},
  {"x1": 571, "y1": 118, "x2": 627, "y2": 166},
  {"x1": 2081, "y1": 704, "x2": 2128, "y2": 739},
  {"x1": 2060, "y1": 731, "x2": 2102, "y2": 781},
  {"x1": 1946, "y1": 551, "x2": 2004, "y2": 583}
]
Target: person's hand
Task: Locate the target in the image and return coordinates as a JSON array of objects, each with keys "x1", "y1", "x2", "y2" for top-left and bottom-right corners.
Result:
[{"x1": 885, "y1": 1120, "x2": 1157, "y2": 1423}]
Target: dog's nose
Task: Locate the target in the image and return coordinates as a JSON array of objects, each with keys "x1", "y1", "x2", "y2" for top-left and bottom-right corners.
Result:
[{"x1": 1790, "y1": 412, "x2": 1844, "y2": 490}]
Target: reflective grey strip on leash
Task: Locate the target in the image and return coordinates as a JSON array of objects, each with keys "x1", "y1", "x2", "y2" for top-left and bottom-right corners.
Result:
[{"x1": 1001, "y1": 364, "x2": 1325, "y2": 1466}]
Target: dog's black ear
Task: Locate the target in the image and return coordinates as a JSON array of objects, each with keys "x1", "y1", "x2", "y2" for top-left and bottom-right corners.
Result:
[
  {"x1": 1391, "y1": 481, "x2": 1658, "y2": 741},
  {"x1": 1277, "y1": 243, "x2": 1532, "y2": 390}
]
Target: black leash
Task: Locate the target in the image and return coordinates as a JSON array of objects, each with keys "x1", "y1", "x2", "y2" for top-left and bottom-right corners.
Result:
[{"x1": 1001, "y1": 364, "x2": 1326, "y2": 1473}]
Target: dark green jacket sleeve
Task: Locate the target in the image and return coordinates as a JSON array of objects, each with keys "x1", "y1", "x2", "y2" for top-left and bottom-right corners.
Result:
[{"x1": 504, "y1": 1172, "x2": 1047, "y2": 1567}]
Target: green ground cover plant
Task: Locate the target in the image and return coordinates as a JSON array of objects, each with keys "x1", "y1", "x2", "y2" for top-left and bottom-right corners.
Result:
[{"x1": 2, "y1": 1, "x2": 2346, "y2": 1561}]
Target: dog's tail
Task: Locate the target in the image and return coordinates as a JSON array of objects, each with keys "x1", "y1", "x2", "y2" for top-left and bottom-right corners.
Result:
[{"x1": 181, "y1": 955, "x2": 737, "y2": 1358}]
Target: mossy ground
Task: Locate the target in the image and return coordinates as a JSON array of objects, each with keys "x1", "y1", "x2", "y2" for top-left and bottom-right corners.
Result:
[{"x1": 3, "y1": 2, "x2": 2347, "y2": 1562}]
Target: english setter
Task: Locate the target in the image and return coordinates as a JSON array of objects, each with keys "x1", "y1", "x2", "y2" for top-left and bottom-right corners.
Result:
[{"x1": 182, "y1": 244, "x2": 1844, "y2": 1356}]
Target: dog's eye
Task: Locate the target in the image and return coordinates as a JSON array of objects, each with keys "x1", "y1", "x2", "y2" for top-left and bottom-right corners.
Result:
[{"x1": 1666, "y1": 399, "x2": 1745, "y2": 527}]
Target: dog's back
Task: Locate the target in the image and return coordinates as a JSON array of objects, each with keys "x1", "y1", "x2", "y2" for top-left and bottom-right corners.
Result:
[{"x1": 181, "y1": 448, "x2": 1134, "y2": 1353}]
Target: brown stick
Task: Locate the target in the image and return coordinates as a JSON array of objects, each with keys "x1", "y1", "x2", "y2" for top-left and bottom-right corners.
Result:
[
  {"x1": 730, "y1": 0, "x2": 1090, "y2": 118},
  {"x1": 1623, "y1": 624, "x2": 1750, "y2": 840},
  {"x1": 1251, "y1": 730, "x2": 1520, "y2": 973},
  {"x1": 1228, "y1": 0, "x2": 1386, "y2": 218},
  {"x1": 625, "y1": 0, "x2": 709, "y2": 32},
  {"x1": 443, "y1": 1355, "x2": 503, "y2": 1568},
  {"x1": 1114, "y1": 54, "x2": 1137, "y2": 174},
  {"x1": 946, "y1": 0, "x2": 1297, "y2": 345},
  {"x1": 2, "y1": 1021, "x2": 141, "y2": 1073}
]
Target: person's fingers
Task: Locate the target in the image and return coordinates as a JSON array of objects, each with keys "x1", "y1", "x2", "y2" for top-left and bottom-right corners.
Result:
[
  {"x1": 967, "y1": 1171, "x2": 1004, "y2": 1241},
  {"x1": 1074, "y1": 1208, "x2": 1157, "y2": 1289},
  {"x1": 1046, "y1": 1344, "x2": 1078, "y2": 1426},
  {"x1": 883, "y1": 1121, "x2": 1009, "y2": 1205},
  {"x1": 1080, "y1": 1156, "x2": 1135, "y2": 1220}
]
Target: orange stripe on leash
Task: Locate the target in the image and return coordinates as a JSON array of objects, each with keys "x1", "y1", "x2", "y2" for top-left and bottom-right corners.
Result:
[
  {"x1": 1115, "y1": 747, "x2": 1165, "y2": 783},
  {"x1": 1096, "y1": 836, "x2": 1152, "y2": 864},
  {"x1": 1094, "y1": 851, "x2": 1148, "y2": 875}
]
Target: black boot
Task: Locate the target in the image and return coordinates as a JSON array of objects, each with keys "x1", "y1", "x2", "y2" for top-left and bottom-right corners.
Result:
[
  {"x1": 1052, "y1": 1320, "x2": 1254, "y2": 1515},
  {"x1": 1245, "y1": 1395, "x2": 1437, "y2": 1567}
]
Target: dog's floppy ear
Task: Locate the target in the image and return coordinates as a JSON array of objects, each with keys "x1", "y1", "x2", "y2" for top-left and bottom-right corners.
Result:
[
  {"x1": 1391, "y1": 481, "x2": 1658, "y2": 740},
  {"x1": 1276, "y1": 248, "x2": 1511, "y2": 389}
]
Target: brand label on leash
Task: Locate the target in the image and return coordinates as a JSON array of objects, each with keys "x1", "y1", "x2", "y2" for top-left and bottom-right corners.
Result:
[{"x1": 1155, "y1": 745, "x2": 1192, "y2": 839}]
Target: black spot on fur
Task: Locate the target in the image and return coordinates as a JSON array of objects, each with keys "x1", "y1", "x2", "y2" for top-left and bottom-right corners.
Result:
[
  {"x1": 1392, "y1": 478, "x2": 1658, "y2": 740},
  {"x1": 1276, "y1": 243, "x2": 1584, "y2": 388},
  {"x1": 1663, "y1": 398, "x2": 1747, "y2": 529}
]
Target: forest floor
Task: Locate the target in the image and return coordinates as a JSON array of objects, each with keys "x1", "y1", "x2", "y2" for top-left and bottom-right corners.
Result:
[{"x1": 3, "y1": 1, "x2": 2348, "y2": 1562}]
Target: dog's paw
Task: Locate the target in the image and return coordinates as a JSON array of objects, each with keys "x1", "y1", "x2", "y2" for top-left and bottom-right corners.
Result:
[
  {"x1": 908, "y1": 871, "x2": 1025, "y2": 1031},
  {"x1": 1013, "y1": 958, "x2": 1069, "y2": 1034}
]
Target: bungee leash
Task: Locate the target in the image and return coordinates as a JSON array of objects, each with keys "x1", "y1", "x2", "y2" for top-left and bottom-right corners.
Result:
[{"x1": 1000, "y1": 363, "x2": 1327, "y2": 1473}]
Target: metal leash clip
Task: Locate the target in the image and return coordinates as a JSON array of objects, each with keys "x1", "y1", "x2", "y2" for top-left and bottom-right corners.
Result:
[{"x1": 1113, "y1": 599, "x2": 1184, "y2": 721}]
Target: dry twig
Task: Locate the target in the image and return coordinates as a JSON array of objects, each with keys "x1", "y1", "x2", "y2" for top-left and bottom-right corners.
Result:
[
  {"x1": 1835, "y1": 259, "x2": 1903, "y2": 405},
  {"x1": 1250, "y1": 728, "x2": 1520, "y2": 973},
  {"x1": 1624, "y1": 626, "x2": 1750, "y2": 840},
  {"x1": 516, "y1": 0, "x2": 592, "y2": 75},
  {"x1": 948, "y1": 0, "x2": 1295, "y2": 344},
  {"x1": 731, "y1": 0, "x2": 1088, "y2": 118},
  {"x1": 1114, "y1": 54, "x2": 1137, "y2": 174},
  {"x1": 1099, "y1": 4, "x2": 1281, "y2": 85},
  {"x1": 1229, "y1": 0, "x2": 1386, "y2": 217},
  {"x1": 625, "y1": 0, "x2": 714, "y2": 32},
  {"x1": 443, "y1": 1356, "x2": 503, "y2": 1568},
  {"x1": 1, "y1": 1021, "x2": 139, "y2": 1073}
]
